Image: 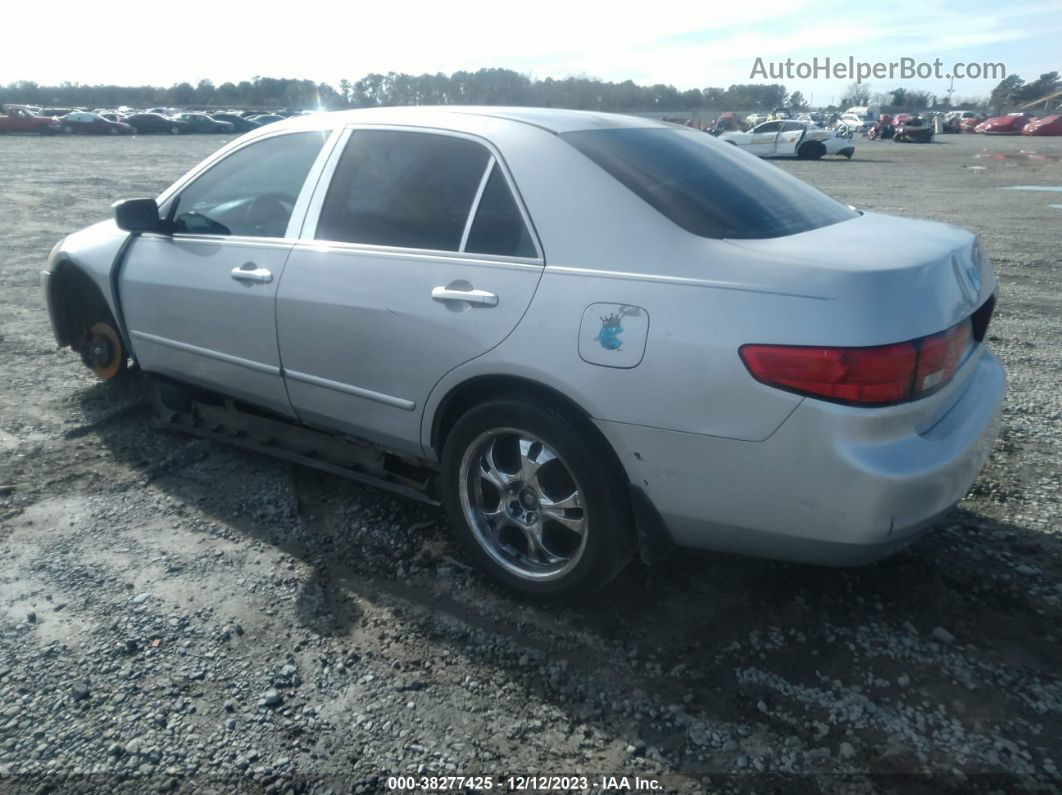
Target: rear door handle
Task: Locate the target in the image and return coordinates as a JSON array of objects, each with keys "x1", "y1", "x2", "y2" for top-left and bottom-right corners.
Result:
[
  {"x1": 431, "y1": 286, "x2": 498, "y2": 307},
  {"x1": 230, "y1": 264, "x2": 273, "y2": 284}
]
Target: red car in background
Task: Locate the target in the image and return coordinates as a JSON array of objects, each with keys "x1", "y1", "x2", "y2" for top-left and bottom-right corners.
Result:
[
  {"x1": 1022, "y1": 114, "x2": 1062, "y2": 136},
  {"x1": 975, "y1": 114, "x2": 1032, "y2": 134},
  {"x1": 960, "y1": 115, "x2": 986, "y2": 132},
  {"x1": 0, "y1": 105, "x2": 61, "y2": 134},
  {"x1": 58, "y1": 111, "x2": 134, "y2": 135}
]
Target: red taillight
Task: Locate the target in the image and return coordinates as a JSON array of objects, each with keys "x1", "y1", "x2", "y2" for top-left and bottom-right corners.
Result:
[
  {"x1": 740, "y1": 319, "x2": 973, "y2": 407},
  {"x1": 913, "y1": 321, "x2": 971, "y2": 396}
]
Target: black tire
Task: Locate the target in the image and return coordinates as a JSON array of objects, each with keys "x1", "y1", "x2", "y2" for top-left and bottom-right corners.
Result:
[
  {"x1": 797, "y1": 141, "x2": 825, "y2": 160},
  {"x1": 441, "y1": 398, "x2": 635, "y2": 599}
]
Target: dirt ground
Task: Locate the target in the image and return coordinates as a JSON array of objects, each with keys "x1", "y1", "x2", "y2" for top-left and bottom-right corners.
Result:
[{"x1": 0, "y1": 130, "x2": 1060, "y2": 794}]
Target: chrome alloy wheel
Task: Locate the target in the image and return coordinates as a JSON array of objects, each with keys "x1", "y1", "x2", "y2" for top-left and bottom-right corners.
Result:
[{"x1": 459, "y1": 429, "x2": 588, "y2": 581}]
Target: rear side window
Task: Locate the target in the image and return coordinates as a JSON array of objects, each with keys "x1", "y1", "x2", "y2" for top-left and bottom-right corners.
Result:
[
  {"x1": 171, "y1": 131, "x2": 327, "y2": 238},
  {"x1": 563, "y1": 127, "x2": 857, "y2": 239},
  {"x1": 316, "y1": 130, "x2": 490, "y2": 251},
  {"x1": 464, "y1": 165, "x2": 537, "y2": 258}
]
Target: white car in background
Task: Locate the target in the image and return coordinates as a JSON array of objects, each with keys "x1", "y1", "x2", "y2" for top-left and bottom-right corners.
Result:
[
  {"x1": 837, "y1": 112, "x2": 876, "y2": 134},
  {"x1": 721, "y1": 120, "x2": 855, "y2": 159}
]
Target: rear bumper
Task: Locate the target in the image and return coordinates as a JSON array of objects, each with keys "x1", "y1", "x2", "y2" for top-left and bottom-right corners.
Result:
[{"x1": 596, "y1": 349, "x2": 1005, "y2": 566}]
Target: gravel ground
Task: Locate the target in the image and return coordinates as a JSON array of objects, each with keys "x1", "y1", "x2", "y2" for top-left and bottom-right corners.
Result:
[{"x1": 0, "y1": 131, "x2": 1060, "y2": 794}]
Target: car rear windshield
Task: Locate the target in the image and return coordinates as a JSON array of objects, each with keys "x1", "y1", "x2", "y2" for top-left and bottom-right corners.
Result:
[{"x1": 562, "y1": 127, "x2": 857, "y2": 239}]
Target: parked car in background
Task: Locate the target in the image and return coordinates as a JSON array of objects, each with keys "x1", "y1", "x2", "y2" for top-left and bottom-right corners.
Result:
[
  {"x1": 210, "y1": 112, "x2": 261, "y2": 133},
  {"x1": 40, "y1": 107, "x2": 1002, "y2": 597},
  {"x1": 38, "y1": 107, "x2": 76, "y2": 118},
  {"x1": 975, "y1": 114, "x2": 1032, "y2": 134},
  {"x1": 98, "y1": 112, "x2": 129, "y2": 124},
  {"x1": 836, "y1": 112, "x2": 874, "y2": 134},
  {"x1": 894, "y1": 115, "x2": 935, "y2": 143},
  {"x1": 247, "y1": 114, "x2": 286, "y2": 126},
  {"x1": 124, "y1": 113, "x2": 190, "y2": 135},
  {"x1": 0, "y1": 104, "x2": 61, "y2": 134},
  {"x1": 721, "y1": 120, "x2": 854, "y2": 159},
  {"x1": 960, "y1": 114, "x2": 986, "y2": 132},
  {"x1": 175, "y1": 113, "x2": 235, "y2": 133},
  {"x1": 58, "y1": 111, "x2": 134, "y2": 135},
  {"x1": 1022, "y1": 114, "x2": 1062, "y2": 136},
  {"x1": 943, "y1": 110, "x2": 981, "y2": 133}
]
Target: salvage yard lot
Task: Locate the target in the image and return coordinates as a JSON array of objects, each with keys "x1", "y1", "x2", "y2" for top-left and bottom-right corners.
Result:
[{"x1": 0, "y1": 131, "x2": 1060, "y2": 792}]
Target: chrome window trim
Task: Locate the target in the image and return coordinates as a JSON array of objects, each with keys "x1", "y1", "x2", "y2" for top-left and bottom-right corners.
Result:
[
  {"x1": 288, "y1": 238, "x2": 543, "y2": 271},
  {"x1": 283, "y1": 127, "x2": 346, "y2": 239},
  {"x1": 300, "y1": 123, "x2": 545, "y2": 262},
  {"x1": 459, "y1": 157, "x2": 495, "y2": 253},
  {"x1": 138, "y1": 233, "x2": 300, "y2": 250},
  {"x1": 298, "y1": 128, "x2": 353, "y2": 240},
  {"x1": 284, "y1": 368, "x2": 415, "y2": 411}
]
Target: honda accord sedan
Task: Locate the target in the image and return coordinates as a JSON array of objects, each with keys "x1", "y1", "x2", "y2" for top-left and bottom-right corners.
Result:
[{"x1": 40, "y1": 107, "x2": 1005, "y2": 597}]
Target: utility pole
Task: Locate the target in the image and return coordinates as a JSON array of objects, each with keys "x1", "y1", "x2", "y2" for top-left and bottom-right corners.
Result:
[{"x1": 947, "y1": 74, "x2": 955, "y2": 106}]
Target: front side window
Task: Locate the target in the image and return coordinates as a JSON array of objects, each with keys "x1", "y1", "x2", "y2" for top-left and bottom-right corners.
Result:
[
  {"x1": 170, "y1": 131, "x2": 327, "y2": 238},
  {"x1": 316, "y1": 130, "x2": 490, "y2": 251},
  {"x1": 563, "y1": 127, "x2": 857, "y2": 240},
  {"x1": 755, "y1": 122, "x2": 782, "y2": 134}
]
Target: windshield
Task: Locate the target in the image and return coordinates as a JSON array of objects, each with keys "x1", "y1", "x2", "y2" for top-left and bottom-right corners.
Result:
[{"x1": 562, "y1": 127, "x2": 857, "y2": 240}]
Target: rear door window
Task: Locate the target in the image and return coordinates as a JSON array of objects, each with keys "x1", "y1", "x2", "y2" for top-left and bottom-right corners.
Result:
[
  {"x1": 316, "y1": 130, "x2": 491, "y2": 252},
  {"x1": 563, "y1": 127, "x2": 857, "y2": 239}
]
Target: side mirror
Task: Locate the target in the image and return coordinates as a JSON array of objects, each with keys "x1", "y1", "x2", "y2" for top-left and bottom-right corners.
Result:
[{"x1": 113, "y1": 198, "x2": 161, "y2": 233}]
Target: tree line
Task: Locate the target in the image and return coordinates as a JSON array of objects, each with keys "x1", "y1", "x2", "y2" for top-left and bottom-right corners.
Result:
[
  {"x1": 0, "y1": 71, "x2": 786, "y2": 112},
  {"x1": 1, "y1": 68, "x2": 1056, "y2": 113},
  {"x1": 841, "y1": 71, "x2": 1060, "y2": 112}
]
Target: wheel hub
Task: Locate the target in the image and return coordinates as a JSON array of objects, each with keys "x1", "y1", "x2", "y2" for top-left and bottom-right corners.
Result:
[{"x1": 84, "y1": 335, "x2": 114, "y2": 369}]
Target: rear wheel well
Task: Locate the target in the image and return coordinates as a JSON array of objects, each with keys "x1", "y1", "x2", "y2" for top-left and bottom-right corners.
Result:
[
  {"x1": 432, "y1": 376, "x2": 619, "y2": 471},
  {"x1": 48, "y1": 262, "x2": 114, "y2": 348}
]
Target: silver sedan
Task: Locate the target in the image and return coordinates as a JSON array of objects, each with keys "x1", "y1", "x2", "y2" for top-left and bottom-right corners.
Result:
[{"x1": 41, "y1": 107, "x2": 1005, "y2": 597}]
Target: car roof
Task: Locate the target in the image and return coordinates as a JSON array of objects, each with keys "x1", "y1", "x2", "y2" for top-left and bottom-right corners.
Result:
[{"x1": 269, "y1": 106, "x2": 672, "y2": 134}]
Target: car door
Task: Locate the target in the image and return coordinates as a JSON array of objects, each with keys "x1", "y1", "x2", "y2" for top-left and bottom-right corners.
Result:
[
  {"x1": 776, "y1": 121, "x2": 806, "y2": 155},
  {"x1": 120, "y1": 129, "x2": 335, "y2": 417},
  {"x1": 747, "y1": 121, "x2": 782, "y2": 155},
  {"x1": 276, "y1": 127, "x2": 544, "y2": 456}
]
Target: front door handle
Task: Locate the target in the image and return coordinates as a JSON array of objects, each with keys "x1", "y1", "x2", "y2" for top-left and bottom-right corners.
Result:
[
  {"x1": 230, "y1": 264, "x2": 273, "y2": 284},
  {"x1": 431, "y1": 286, "x2": 498, "y2": 307}
]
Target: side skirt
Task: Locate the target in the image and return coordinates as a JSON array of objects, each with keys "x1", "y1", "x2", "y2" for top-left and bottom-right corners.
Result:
[{"x1": 148, "y1": 376, "x2": 439, "y2": 505}]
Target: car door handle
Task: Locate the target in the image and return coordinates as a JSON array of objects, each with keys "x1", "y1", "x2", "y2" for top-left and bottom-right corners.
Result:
[
  {"x1": 431, "y1": 286, "x2": 498, "y2": 307},
  {"x1": 230, "y1": 264, "x2": 273, "y2": 284}
]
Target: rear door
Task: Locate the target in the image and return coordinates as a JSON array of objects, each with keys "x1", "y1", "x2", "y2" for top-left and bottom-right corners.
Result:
[
  {"x1": 276, "y1": 127, "x2": 544, "y2": 455},
  {"x1": 120, "y1": 129, "x2": 334, "y2": 416}
]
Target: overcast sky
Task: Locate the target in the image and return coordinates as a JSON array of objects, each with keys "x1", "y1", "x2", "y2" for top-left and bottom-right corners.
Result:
[{"x1": 5, "y1": 0, "x2": 1059, "y2": 103}]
